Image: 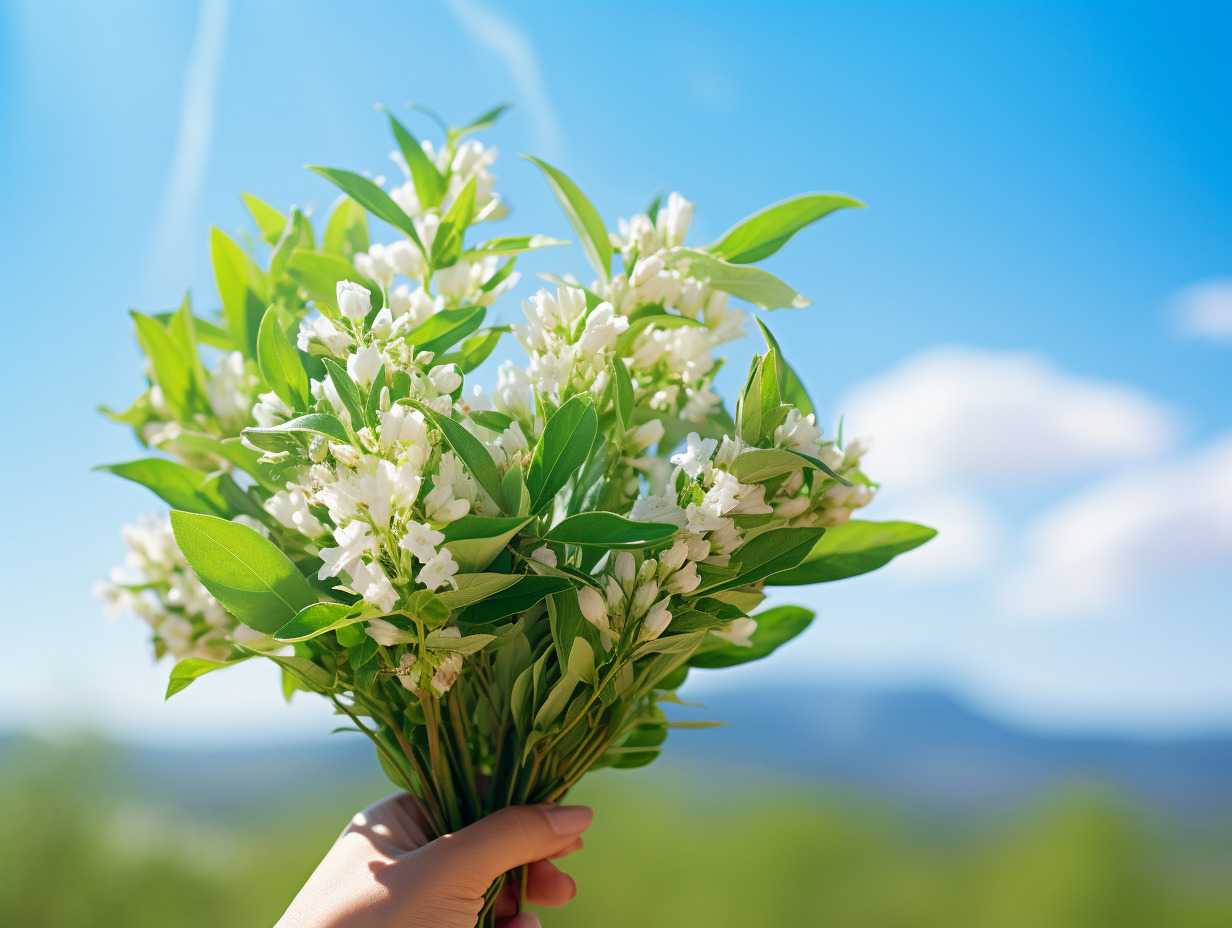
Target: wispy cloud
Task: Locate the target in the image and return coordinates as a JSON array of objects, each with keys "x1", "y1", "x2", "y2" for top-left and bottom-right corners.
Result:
[
  {"x1": 145, "y1": 0, "x2": 229, "y2": 294},
  {"x1": 1171, "y1": 278, "x2": 1232, "y2": 343},
  {"x1": 442, "y1": 0, "x2": 562, "y2": 159}
]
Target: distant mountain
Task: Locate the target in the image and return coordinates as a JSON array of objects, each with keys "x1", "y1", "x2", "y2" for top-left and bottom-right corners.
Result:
[
  {"x1": 660, "y1": 686, "x2": 1232, "y2": 816},
  {"x1": 14, "y1": 685, "x2": 1227, "y2": 817}
]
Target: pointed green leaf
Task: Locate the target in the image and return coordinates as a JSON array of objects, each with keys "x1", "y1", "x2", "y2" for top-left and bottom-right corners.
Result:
[
  {"x1": 257, "y1": 307, "x2": 311, "y2": 409},
  {"x1": 712, "y1": 192, "x2": 864, "y2": 264},
  {"x1": 526, "y1": 395, "x2": 598, "y2": 512},
  {"x1": 766, "y1": 520, "x2": 937, "y2": 585},
  {"x1": 688, "y1": 605, "x2": 815, "y2": 668},
  {"x1": 307, "y1": 165, "x2": 425, "y2": 253},
  {"x1": 523, "y1": 156, "x2": 612, "y2": 281},
  {"x1": 668, "y1": 249, "x2": 810, "y2": 310},
  {"x1": 387, "y1": 111, "x2": 445, "y2": 208}
]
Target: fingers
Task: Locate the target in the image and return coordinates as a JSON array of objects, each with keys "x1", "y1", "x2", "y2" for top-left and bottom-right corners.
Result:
[
  {"x1": 343, "y1": 792, "x2": 433, "y2": 854},
  {"x1": 500, "y1": 914, "x2": 541, "y2": 928},
  {"x1": 548, "y1": 836, "x2": 584, "y2": 859},
  {"x1": 419, "y1": 804, "x2": 593, "y2": 895},
  {"x1": 524, "y1": 859, "x2": 576, "y2": 907}
]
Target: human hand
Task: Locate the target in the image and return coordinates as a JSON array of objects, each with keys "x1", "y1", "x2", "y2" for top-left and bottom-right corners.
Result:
[{"x1": 276, "y1": 793, "x2": 592, "y2": 928}]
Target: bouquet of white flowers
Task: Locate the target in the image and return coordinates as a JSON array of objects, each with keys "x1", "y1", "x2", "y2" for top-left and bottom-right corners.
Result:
[{"x1": 97, "y1": 103, "x2": 934, "y2": 922}]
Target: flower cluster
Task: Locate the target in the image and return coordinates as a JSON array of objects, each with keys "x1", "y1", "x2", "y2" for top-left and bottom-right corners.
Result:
[{"x1": 99, "y1": 106, "x2": 932, "y2": 869}]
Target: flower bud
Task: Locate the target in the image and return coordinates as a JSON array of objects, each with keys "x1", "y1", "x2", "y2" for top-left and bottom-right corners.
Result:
[
  {"x1": 659, "y1": 539, "x2": 689, "y2": 573},
  {"x1": 329, "y1": 442, "x2": 361, "y2": 467},
  {"x1": 309, "y1": 435, "x2": 328, "y2": 463},
  {"x1": 336, "y1": 280, "x2": 372, "y2": 320},
  {"x1": 643, "y1": 598, "x2": 672, "y2": 638},
  {"x1": 631, "y1": 580, "x2": 658, "y2": 617},
  {"x1": 578, "y1": 586, "x2": 609, "y2": 630},
  {"x1": 614, "y1": 551, "x2": 636, "y2": 587},
  {"x1": 664, "y1": 561, "x2": 700, "y2": 595}
]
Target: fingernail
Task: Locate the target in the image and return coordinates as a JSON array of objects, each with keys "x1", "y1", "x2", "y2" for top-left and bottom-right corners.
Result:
[{"x1": 544, "y1": 804, "x2": 593, "y2": 835}]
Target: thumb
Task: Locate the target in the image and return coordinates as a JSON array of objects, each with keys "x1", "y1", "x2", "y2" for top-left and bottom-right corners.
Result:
[{"x1": 420, "y1": 804, "x2": 593, "y2": 894}]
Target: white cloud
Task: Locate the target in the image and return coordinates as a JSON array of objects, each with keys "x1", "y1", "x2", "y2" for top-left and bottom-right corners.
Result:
[
  {"x1": 999, "y1": 434, "x2": 1232, "y2": 618},
  {"x1": 145, "y1": 0, "x2": 229, "y2": 290},
  {"x1": 876, "y1": 490, "x2": 1002, "y2": 579},
  {"x1": 443, "y1": 0, "x2": 562, "y2": 160},
  {"x1": 838, "y1": 346, "x2": 1181, "y2": 490},
  {"x1": 1171, "y1": 278, "x2": 1232, "y2": 342}
]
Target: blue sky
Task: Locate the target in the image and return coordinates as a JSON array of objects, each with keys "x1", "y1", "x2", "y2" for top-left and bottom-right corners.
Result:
[{"x1": 1, "y1": 0, "x2": 1229, "y2": 743}]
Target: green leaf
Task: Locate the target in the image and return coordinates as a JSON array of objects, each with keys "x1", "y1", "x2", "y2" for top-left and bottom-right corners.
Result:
[
  {"x1": 767, "y1": 520, "x2": 937, "y2": 585},
  {"x1": 469, "y1": 410, "x2": 513, "y2": 433},
  {"x1": 437, "y1": 325, "x2": 508, "y2": 374},
  {"x1": 632, "y1": 629, "x2": 706, "y2": 660},
  {"x1": 387, "y1": 111, "x2": 445, "y2": 208},
  {"x1": 96, "y1": 459, "x2": 230, "y2": 516},
  {"x1": 405, "y1": 305, "x2": 485, "y2": 356},
  {"x1": 153, "y1": 311, "x2": 235, "y2": 352},
  {"x1": 431, "y1": 176, "x2": 477, "y2": 268},
  {"x1": 730, "y1": 447, "x2": 849, "y2": 484},
  {"x1": 450, "y1": 101, "x2": 511, "y2": 141},
  {"x1": 166, "y1": 655, "x2": 249, "y2": 699},
  {"x1": 241, "y1": 193, "x2": 287, "y2": 246},
  {"x1": 210, "y1": 227, "x2": 267, "y2": 357},
  {"x1": 614, "y1": 310, "x2": 704, "y2": 355},
  {"x1": 737, "y1": 354, "x2": 764, "y2": 446},
  {"x1": 457, "y1": 575, "x2": 572, "y2": 626},
  {"x1": 241, "y1": 413, "x2": 350, "y2": 451},
  {"x1": 167, "y1": 292, "x2": 208, "y2": 402},
  {"x1": 412, "y1": 402, "x2": 505, "y2": 509},
  {"x1": 754, "y1": 317, "x2": 814, "y2": 417},
  {"x1": 424, "y1": 631, "x2": 495, "y2": 654},
  {"x1": 711, "y1": 192, "x2": 864, "y2": 264},
  {"x1": 700, "y1": 527, "x2": 826, "y2": 594},
  {"x1": 436, "y1": 573, "x2": 522, "y2": 610},
  {"x1": 286, "y1": 249, "x2": 383, "y2": 311},
  {"x1": 241, "y1": 645, "x2": 336, "y2": 691},
  {"x1": 131, "y1": 311, "x2": 196, "y2": 418},
  {"x1": 502, "y1": 461, "x2": 526, "y2": 517},
  {"x1": 170, "y1": 511, "x2": 317, "y2": 633},
  {"x1": 307, "y1": 165, "x2": 425, "y2": 253},
  {"x1": 274, "y1": 602, "x2": 366, "y2": 642},
  {"x1": 323, "y1": 358, "x2": 367, "y2": 430},
  {"x1": 546, "y1": 589, "x2": 600, "y2": 670},
  {"x1": 609, "y1": 356, "x2": 635, "y2": 428},
  {"x1": 667, "y1": 249, "x2": 810, "y2": 310},
  {"x1": 464, "y1": 234, "x2": 568, "y2": 258},
  {"x1": 522, "y1": 156, "x2": 612, "y2": 281},
  {"x1": 438, "y1": 515, "x2": 531, "y2": 572},
  {"x1": 257, "y1": 307, "x2": 311, "y2": 409},
  {"x1": 545, "y1": 512, "x2": 677, "y2": 548},
  {"x1": 688, "y1": 605, "x2": 815, "y2": 669},
  {"x1": 526, "y1": 395, "x2": 598, "y2": 512},
  {"x1": 323, "y1": 196, "x2": 370, "y2": 260}
]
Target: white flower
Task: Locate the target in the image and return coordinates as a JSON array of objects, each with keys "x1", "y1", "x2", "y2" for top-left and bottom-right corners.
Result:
[
  {"x1": 775, "y1": 409, "x2": 823, "y2": 453},
  {"x1": 366, "y1": 616, "x2": 417, "y2": 647},
  {"x1": 330, "y1": 442, "x2": 361, "y2": 468},
  {"x1": 731, "y1": 482, "x2": 774, "y2": 516},
  {"x1": 630, "y1": 494, "x2": 688, "y2": 528},
  {"x1": 395, "y1": 652, "x2": 419, "y2": 691},
  {"x1": 298, "y1": 315, "x2": 353, "y2": 356},
  {"x1": 627, "y1": 419, "x2": 665, "y2": 452},
  {"x1": 264, "y1": 487, "x2": 324, "y2": 537},
  {"x1": 350, "y1": 560, "x2": 399, "y2": 612},
  {"x1": 530, "y1": 546, "x2": 557, "y2": 568},
  {"x1": 576, "y1": 302, "x2": 628, "y2": 355},
  {"x1": 659, "y1": 539, "x2": 689, "y2": 572},
  {"x1": 432, "y1": 653, "x2": 463, "y2": 693},
  {"x1": 577, "y1": 586, "x2": 609, "y2": 631},
  {"x1": 399, "y1": 521, "x2": 445, "y2": 563},
  {"x1": 643, "y1": 598, "x2": 672, "y2": 638},
  {"x1": 252, "y1": 390, "x2": 293, "y2": 429},
  {"x1": 664, "y1": 561, "x2": 700, "y2": 595},
  {"x1": 671, "y1": 432, "x2": 717, "y2": 479},
  {"x1": 348, "y1": 344, "x2": 383, "y2": 388},
  {"x1": 614, "y1": 551, "x2": 636, "y2": 588},
  {"x1": 659, "y1": 192, "x2": 693, "y2": 247},
  {"x1": 337, "y1": 280, "x2": 372, "y2": 320},
  {"x1": 774, "y1": 495, "x2": 811, "y2": 519},
  {"x1": 419, "y1": 547, "x2": 459, "y2": 591},
  {"x1": 712, "y1": 617, "x2": 757, "y2": 647},
  {"x1": 435, "y1": 259, "x2": 473, "y2": 302},
  {"x1": 317, "y1": 520, "x2": 374, "y2": 580},
  {"x1": 430, "y1": 364, "x2": 461, "y2": 396},
  {"x1": 631, "y1": 580, "x2": 658, "y2": 617}
]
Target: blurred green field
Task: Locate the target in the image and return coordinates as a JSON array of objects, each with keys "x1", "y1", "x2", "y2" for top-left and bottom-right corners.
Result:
[{"x1": 2, "y1": 737, "x2": 1230, "y2": 927}]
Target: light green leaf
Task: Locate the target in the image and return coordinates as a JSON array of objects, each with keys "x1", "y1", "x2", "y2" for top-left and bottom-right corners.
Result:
[
  {"x1": 699, "y1": 526, "x2": 826, "y2": 594},
  {"x1": 131, "y1": 312, "x2": 194, "y2": 418},
  {"x1": 457, "y1": 575, "x2": 572, "y2": 626},
  {"x1": 424, "y1": 631, "x2": 495, "y2": 655},
  {"x1": 522, "y1": 156, "x2": 612, "y2": 281},
  {"x1": 96, "y1": 459, "x2": 230, "y2": 516},
  {"x1": 257, "y1": 307, "x2": 311, "y2": 409},
  {"x1": 166, "y1": 655, "x2": 249, "y2": 699},
  {"x1": 307, "y1": 165, "x2": 425, "y2": 253},
  {"x1": 730, "y1": 447, "x2": 849, "y2": 484},
  {"x1": 210, "y1": 227, "x2": 267, "y2": 357},
  {"x1": 526, "y1": 395, "x2": 598, "y2": 512},
  {"x1": 712, "y1": 192, "x2": 864, "y2": 264},
  {"x1": 405, "y1": 305, "x2": 485, "y2": 356},
  {"x1": 241, "y1": 193, "x2": 287, "y2": 246},
  {"x1": 545, "y1": 512, "x2": 677, "y2": 548},
  {"x1": 633, "y1": 629, "x2": 706, "y2": 660},
  {"x1": 463, "y1": 234, "x2": 567, "y2": 258},
  {"x1": 668, "y1": 248, "x2": 810, "y2": 310},
  {"x1": 767, "y1": 520, "x2": 937, "y2": 585},
  {"x1": 431, "y1": 176, "x2": 477, "y2": 268},
  {"x1": 286, "y1": 249, "x2": 383, "y2": 311},
  {"x1": 241, "y1": 645, "x2": 336, "y2": 691},
  {"x1": 436, "y1": 573, "x2": 522, "y2": 610},
  {"x1": 323, "y1": 196, "x2": 370, "y2": 260},
  {"x1": 436, "y1": 325, "x2": 508, "y2": 374},
  {"x1": 387, "y1": 111, "x2": 445, "y2": 208},
  {"x1": 610, "y1": 356, "x2": 634, "y2": 427},
  {"x1": 412, "y1": 402, "x2": 505, "y2": 510},
  {"x1": 754, "y1": 316, "x2": 814, "y2": 417},
  {"x1": 274, "y1": 602, "x2": 366, "y2": 642},
  {"x1": 450, "y1": 101, "x2": 511, "y2": 141},
  {"x1": 322, "y1": 358, "x2": 366, "y2": 430},
  {"x1": 688, "y1": 605, "x2": 815, "y2": 668},
  {"x1": 241, "y1": 412, "x2": 350, "y2": 451},
  {"x1": 170, "y1": 510, "x2": 318, "y2": 632},
  {"x1": 439, "y1": 515, "x2": 530, "y2": 572}
]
